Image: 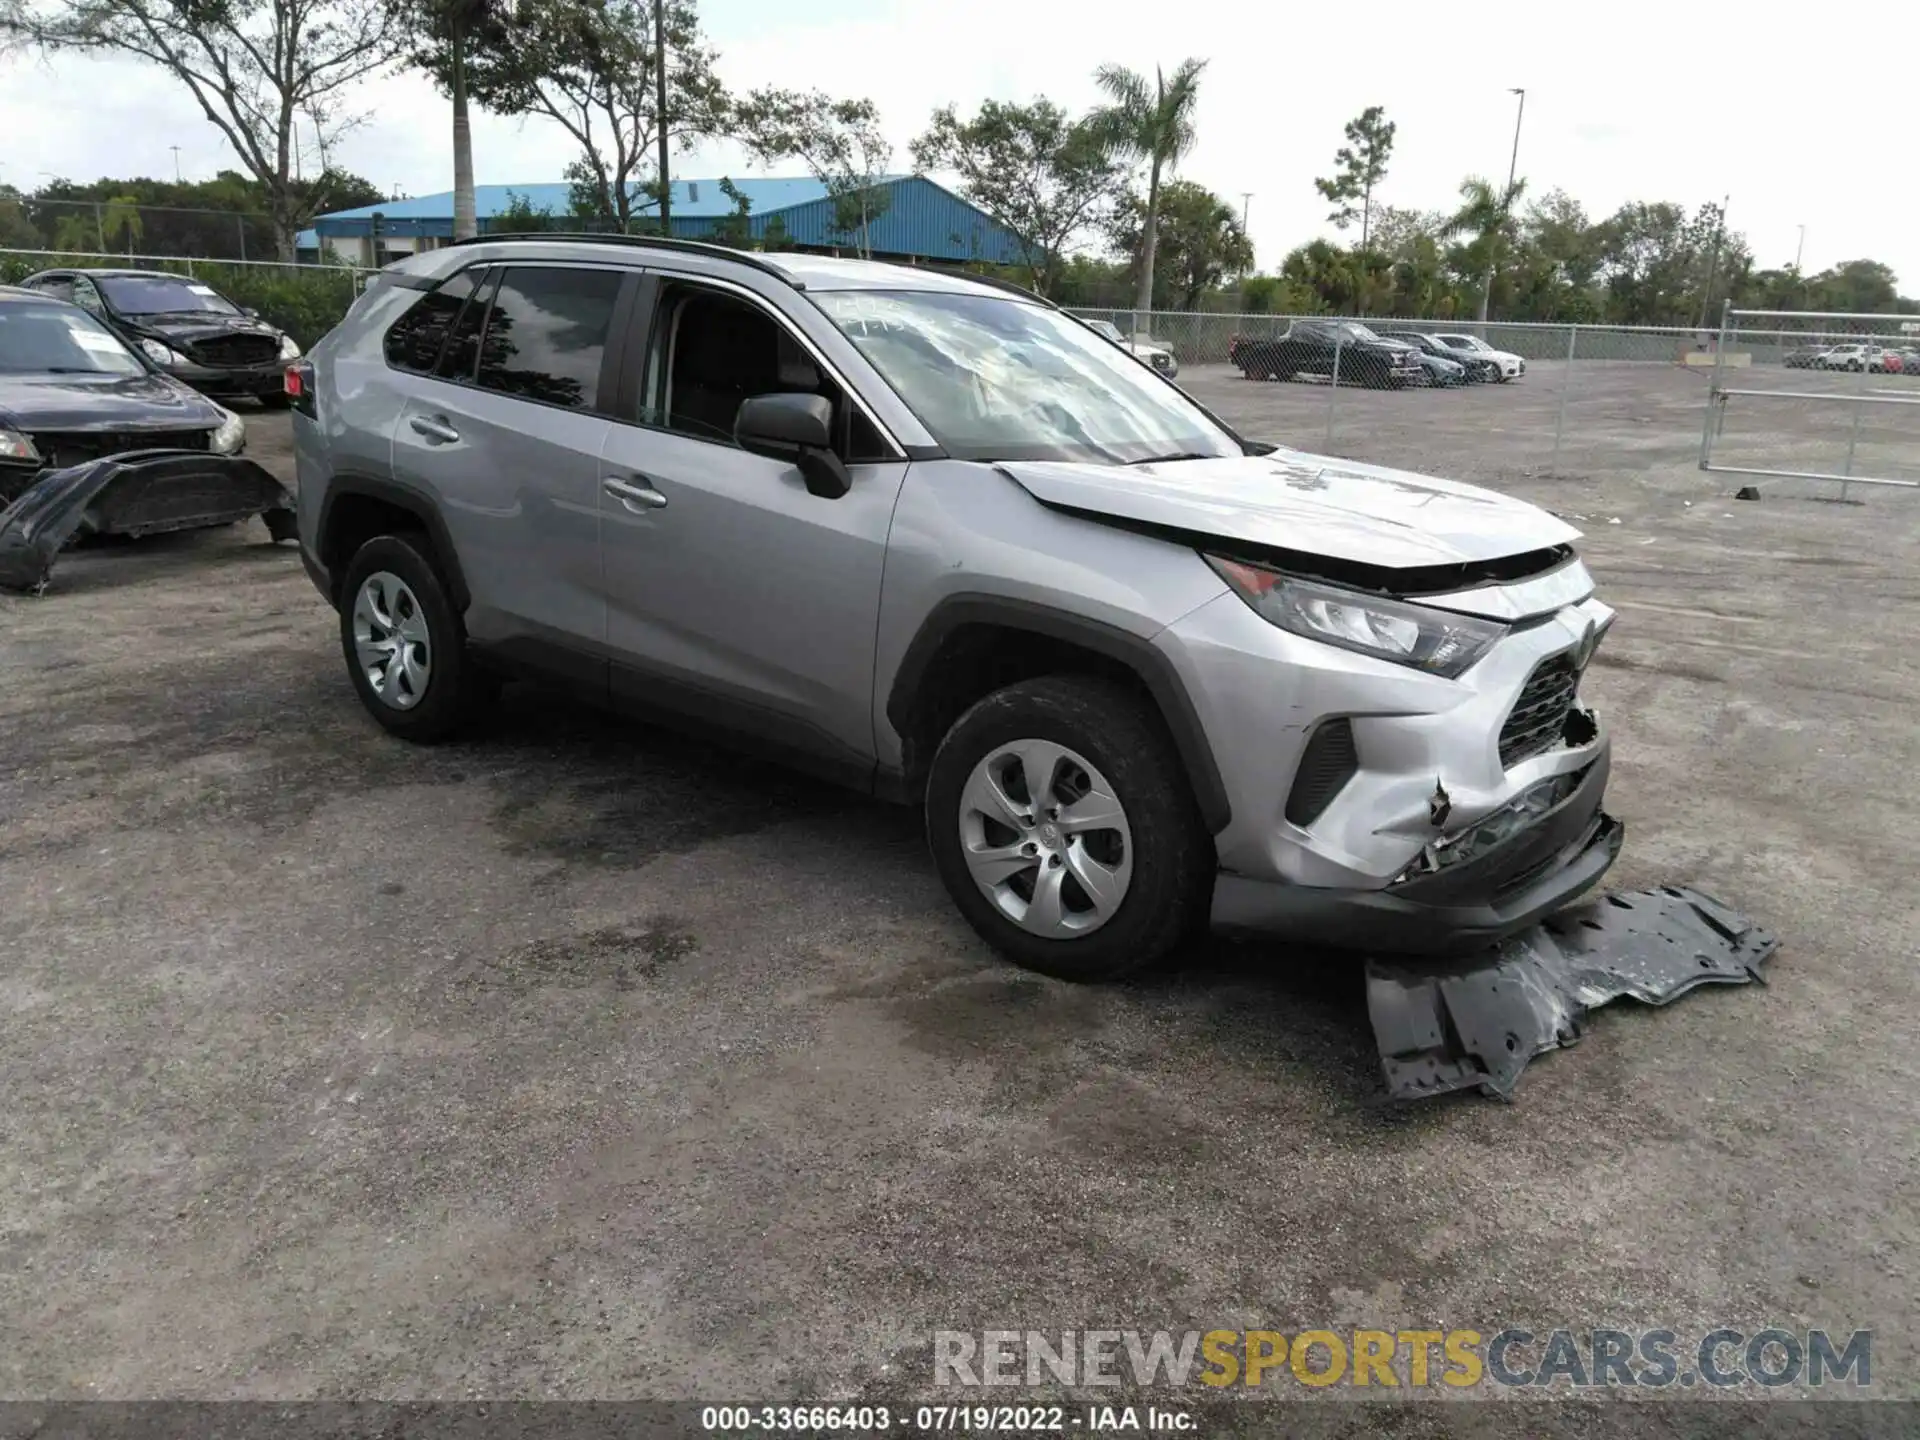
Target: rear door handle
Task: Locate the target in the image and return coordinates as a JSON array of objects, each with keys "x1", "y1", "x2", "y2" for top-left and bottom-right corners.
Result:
[
  {"x1": 604, "y1": 476, "x2": 668, "y2": 511},
  {"x1": 409, "y1": 414, "x2": 460, "y2": 444}
]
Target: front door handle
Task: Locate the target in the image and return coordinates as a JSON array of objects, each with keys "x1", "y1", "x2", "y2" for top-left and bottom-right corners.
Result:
[
  {"x1": 604, "y1": 476, "x2": 668, "y2": 511},
  {"x1": 409, "y1": 414, "x2": 460, "y2": 445}
]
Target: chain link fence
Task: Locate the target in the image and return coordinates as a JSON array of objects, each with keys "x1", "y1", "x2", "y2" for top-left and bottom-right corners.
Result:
[
  {"x1": 1064, "y1": 308, "x2": 1920, "y2": 490},
  {"x1": 0, "y1": 248, "x2": 370, "y2": 348},
  {"x1": 1698, "y1": 308, "x2": 1920, "y2": 496}
]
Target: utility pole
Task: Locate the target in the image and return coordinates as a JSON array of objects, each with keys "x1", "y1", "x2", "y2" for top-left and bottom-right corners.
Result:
[
  {"x1": 170, "y1": 146, "x2": 182, "y2": 182},
  {"x1": 1794, "y1": 224, "x2": 1805, "y2": 272},
  {"x1": 1240, "y1": 192, "x2": 1252, "y2": 231},
  {"x1": 653, "y1": 0, "x2": 671, "y2": 236},
  {"x1": 1697, "y1": 194, "x2": 1730, "y2": 333}
]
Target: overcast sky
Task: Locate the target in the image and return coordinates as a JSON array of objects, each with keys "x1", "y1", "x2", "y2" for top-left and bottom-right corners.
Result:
[{"x1": 2, "y1": 0, "x2": 1911, "y2": 289}]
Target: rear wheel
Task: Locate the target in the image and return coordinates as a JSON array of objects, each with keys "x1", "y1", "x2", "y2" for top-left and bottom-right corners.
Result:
[
  {"x1": 337, "y1": 533, "x2": 482, "y2": 742},
  {"x1": 925, "y1": 676, "x2": 1213, "y2": 982}
]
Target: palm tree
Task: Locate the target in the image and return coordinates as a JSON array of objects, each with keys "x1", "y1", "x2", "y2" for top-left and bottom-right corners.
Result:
[
  {"x1": 1445, "y1": 175, "x2": 1527, "y2": 324},
  {"x1": 412, "y1": 0, "x2": 509, "y2": 242},
  {"x1": 1090, "y1": 58, "x2": 1207, "y2": 322}
]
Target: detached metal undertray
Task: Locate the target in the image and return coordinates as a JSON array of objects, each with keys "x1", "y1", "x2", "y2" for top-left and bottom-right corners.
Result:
[{"x1": 1367, "y1": 885, "x2": 1779, "y2": 1100}]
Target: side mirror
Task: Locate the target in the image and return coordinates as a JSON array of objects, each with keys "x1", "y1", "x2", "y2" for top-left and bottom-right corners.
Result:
[
  {"x1": 243, "y1": 306, "x2": 260, "y2": 318},
  {"x1": 735, "y1": 392, "x2": 850, "y2": 499}
]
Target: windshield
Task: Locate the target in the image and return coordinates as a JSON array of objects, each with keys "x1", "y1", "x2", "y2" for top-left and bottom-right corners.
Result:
[
  {"x1": 1330, "y1": 321, "x2": 1383, "y2": 343},
  {"x1": 97, "y1": 275, "x2": 241, "y2": 316},
  {"x1": 0, "y1": 302, "x2": 147, "y2": 375},
  {"x1": 813, "y1": 289, "x2": 1239, "y2": 464}
]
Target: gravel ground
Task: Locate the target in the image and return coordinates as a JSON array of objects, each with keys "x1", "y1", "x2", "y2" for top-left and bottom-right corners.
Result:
[{"x1": 1, "y1": 374, "x2": 1915, "y2": 1406}]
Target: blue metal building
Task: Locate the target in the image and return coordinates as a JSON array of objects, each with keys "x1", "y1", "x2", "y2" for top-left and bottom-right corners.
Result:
[{"x1": 297, "y1": 174, "x2": 1025, "y2": 267}]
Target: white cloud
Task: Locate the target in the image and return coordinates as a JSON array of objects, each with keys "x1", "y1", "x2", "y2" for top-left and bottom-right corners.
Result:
[{"x1": 1, "y1": 0, "x2": 1911, "y2": 286}]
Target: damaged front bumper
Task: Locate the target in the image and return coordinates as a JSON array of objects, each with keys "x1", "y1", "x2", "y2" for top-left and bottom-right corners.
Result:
[
  {"x1": 1367, "y1": 885, "x2": 1779, "y2": 1100},
  {"x1": 0, "y1": 450, "x2": 295, "y2": 593}
]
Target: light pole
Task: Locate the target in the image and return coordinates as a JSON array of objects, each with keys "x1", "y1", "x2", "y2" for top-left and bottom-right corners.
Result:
[
  {"x1": 1505, "y1": 88, "x2": 1526, "y2": 197},
  {"x1": 170, "y1": 146, "x2": 182, "y2": 182},
  {"x1": 1240, "y1": 192, "x2": 1252, "y2": 231},
  {"x1": 1479, "y1": 88, "x2": 1525, "y2": 327},
  {"x1": 1794, "y1": 224, "x2": 1805, "y2": 272}
]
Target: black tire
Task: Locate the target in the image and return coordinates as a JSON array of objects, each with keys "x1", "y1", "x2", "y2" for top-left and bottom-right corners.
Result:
[
  {"x1": 337, "y1": 532, "x2": 481, "y2": 742},
  {"x1": 925, "y1": 675, "x2": 1214, "y2": 982}
]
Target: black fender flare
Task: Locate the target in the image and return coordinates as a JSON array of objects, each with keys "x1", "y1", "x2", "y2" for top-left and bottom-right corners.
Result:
[
  {"x1": 317, "y1": 473, "x2": 471, "y2": 613},
  {"x1": 885, "y1": 593, "x2": 1232, "y2": 835}
]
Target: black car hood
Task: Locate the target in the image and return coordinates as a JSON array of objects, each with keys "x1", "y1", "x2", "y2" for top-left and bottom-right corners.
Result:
[
  {"x1": 0, "y1": 371, "x2": 226, "y2": 432},
  {"x1": 118, "y1": 312, "x2": 281, "y2": 345}
]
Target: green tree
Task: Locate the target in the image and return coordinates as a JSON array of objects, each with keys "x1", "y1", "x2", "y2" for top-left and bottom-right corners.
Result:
[
  {"x1": 911, "y1": 98, "x2": 1127, "y2": 297},
  {"x1": 709, "y1": 175, "x2": 753, "y2": 248},
  {"x1": 1108, "y1": 179, "x2": 1252, "y2": 310},
  {"x1": 735, "y1": 88, "x2": 892, "y2": 257},
  {"x1": 1445, "y1": 174, "x2": 1527, "y2": 323},
  {"x1": 1, "y1": 0, "x2": 401, "y2": 258},
  {"x1": 1088, "y1": 58, "x2": 1206, "y2": 318},
  {"x1": 494, "y1": 189, "x2": 556, "y2": 233},
  {"x1": 1808, "y1": 259, "x2": 1903, "y2": 314},
  {"x1": 400, "y1": 0, "x2": 519, "y2": 242},
  {"x1": 452, "y1": 0, "x2": 729, "y2": 232},
  {"x1": 0, "y1": 186, "x2": 38, "y2": 248},
  {"x1": 1313, "y1": 105, "x2": 1395, "y2": 260}
]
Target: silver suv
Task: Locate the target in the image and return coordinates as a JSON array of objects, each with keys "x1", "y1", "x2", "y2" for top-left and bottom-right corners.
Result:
[{"x1": 291, "y1": 236, "x2": 1617, "y2": 980}]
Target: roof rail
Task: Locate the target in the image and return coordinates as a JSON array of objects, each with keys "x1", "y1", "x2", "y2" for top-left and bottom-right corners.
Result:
[{"x1": 449, "y1": 231, "x2": 805, "y2": 289}]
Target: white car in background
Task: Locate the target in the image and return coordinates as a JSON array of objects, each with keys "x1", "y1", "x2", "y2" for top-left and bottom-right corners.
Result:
[
  {"x1": 1085, "y1": 318, "x2": 1180, "y2": 378},
  {"x1": 1432, "y1": 332, "x2": 1526, "y2": 382}
]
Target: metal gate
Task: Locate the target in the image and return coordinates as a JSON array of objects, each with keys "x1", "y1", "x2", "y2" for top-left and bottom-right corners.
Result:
[{"x1": 1699, "y1": 302, "x2": 1920, "y2": 496}]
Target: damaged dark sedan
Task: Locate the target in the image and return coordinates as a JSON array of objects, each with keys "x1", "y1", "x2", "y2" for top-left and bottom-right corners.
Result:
[
  {"x1": 0, "y1": 286, "x2": 294, "y2": 591},
  {"x1": 17, "y1": 267, "x2": 300, "y2": 407}
]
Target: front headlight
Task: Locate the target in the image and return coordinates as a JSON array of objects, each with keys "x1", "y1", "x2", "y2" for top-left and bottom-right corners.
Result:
[
  {"x1": 0, "y1": 428, "x2": 42, "y2": 465},
  {"x1": 278, "y1": 333, "x2": 302, "y2": 360},
  {"x1": 138, "y1": 337, "x2": 184, "y2": 366},
  {"x1": 1205, "y1": 557, "x2": 1506, "y2": 679},
  {"x1": 209, "y1": 408, "x2": 246, "y2": 454}
]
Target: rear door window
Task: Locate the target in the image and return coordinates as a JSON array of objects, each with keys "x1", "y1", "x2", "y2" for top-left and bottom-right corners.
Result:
[
  {"x1": 472, "y1": 265, "x2": 623, "y2": 411},
  {"x1": 437, "y1": 267, "x2": 498, "y2": 381},
  {"x1": 384, "y1": 268, "x2": 484, "y2": 374}
]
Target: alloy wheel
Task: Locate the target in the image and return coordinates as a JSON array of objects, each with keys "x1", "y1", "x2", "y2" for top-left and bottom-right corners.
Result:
[
  {"x1": 352, "y1": 570, "x2": 432, "y2": 710},
  {"x1": 957, "y1": 739, "x2": 1133, "y2": 938}
]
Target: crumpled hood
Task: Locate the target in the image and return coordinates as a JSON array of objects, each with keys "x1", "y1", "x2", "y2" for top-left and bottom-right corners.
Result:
[
  {"x1": 997, "y1": 448, "x2": 1582, "y2": 569},
  {"x1": 0, "y1": 372, "x2": 225, "y2": 432},
  {"x1": 120, "y1": 313, "x2": 281, "y2": 346}
]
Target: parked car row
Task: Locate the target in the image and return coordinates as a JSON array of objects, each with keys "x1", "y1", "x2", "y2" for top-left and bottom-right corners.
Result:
[
  {"x1": 1229, "y1": 320, "x2": 1526, "y2": 389},
  {"x1": 1783, "y1": 342, "x2": 1918, "y2": 373}
]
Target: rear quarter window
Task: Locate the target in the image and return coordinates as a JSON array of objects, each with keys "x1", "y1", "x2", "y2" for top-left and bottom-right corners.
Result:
[{"x1": 383, "y1": 268, "x2": 485, "y2": 374}]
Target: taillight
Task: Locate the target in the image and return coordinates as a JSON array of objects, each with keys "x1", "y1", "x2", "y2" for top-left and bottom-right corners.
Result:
[{"x1": 285, "y1": 360, "x2": 317, "y2": 418}]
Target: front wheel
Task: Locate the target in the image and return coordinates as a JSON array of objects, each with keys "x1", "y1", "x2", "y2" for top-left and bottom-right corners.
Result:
[{"x1": 925, "y1": 676, "x2": 1213, "y2": 982}]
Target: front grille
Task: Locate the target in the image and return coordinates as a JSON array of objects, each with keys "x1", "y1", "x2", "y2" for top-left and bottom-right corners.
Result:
[
  {"x1": 1499, "y1": 654, "x2": 1580, "y2": 768},
  {"x1": 1286, "y1": 718, "x2": 1359, "y2": 826},
  {"x1": 27, "y1": 429, "x2": 211, "y2": 469},
  {"x1": 187, "y1": 333, "x2": 279, "y2": 367}
]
